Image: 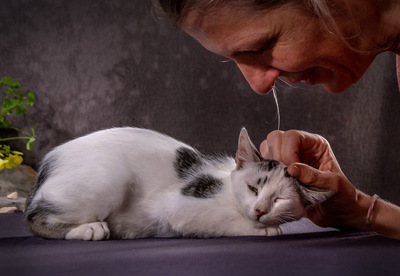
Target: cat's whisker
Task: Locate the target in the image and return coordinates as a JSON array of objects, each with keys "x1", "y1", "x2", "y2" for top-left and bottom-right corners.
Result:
[
  {"x1": 281, "y1": 213, "x2": 302, "y2": 223},
  {"x1": 276, "y1": 77, "x2": 299, "y2": 89},
  {"x1": 271, "y1": 85, "x2": 281, "y2": 130}
]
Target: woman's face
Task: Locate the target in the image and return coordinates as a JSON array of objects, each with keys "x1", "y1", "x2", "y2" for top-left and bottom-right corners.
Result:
[{"x1": 182, "y1": 4, "x2": 376, "y2": 94}]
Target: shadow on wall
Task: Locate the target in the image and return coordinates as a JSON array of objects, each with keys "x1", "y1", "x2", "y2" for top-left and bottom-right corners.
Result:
[{"x1": 0, "y1": 0, "x2": 399, "y2": 205}]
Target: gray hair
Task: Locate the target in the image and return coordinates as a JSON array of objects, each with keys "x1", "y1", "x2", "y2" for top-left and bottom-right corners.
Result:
[{"x1": 152, "y1": 0, "x2": 337, "y2": 30}]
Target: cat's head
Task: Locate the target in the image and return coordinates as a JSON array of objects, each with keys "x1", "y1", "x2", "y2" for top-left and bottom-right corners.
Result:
[{"x1": 231, "y1": 128, "x2": 336, "y2": 228}]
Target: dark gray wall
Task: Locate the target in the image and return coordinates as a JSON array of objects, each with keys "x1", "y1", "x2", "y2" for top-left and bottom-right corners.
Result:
[{"x1": 1, "y1": 0, "x2": 399, "y2": 205}]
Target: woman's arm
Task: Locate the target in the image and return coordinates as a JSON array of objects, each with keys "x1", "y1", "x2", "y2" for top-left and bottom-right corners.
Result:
[{"x1": 364, "y1": 193, "x2": 400, "y2": 239}]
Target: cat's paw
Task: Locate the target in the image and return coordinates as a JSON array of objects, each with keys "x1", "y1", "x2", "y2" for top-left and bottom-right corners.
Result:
[
  {"x1": 265, "y1": 226, "x2": 282, "y2": 236},
  {"x1": 65, "y1": 222, "x2": 110, "y2": 241}
]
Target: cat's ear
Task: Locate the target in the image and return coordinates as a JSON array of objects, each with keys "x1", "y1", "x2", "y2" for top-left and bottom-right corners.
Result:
[
  {"x1": 297, "y1": 184, "x2": 336, "y2": 207},
  {"x1": 235, "y1": 128, "x2": 262, "y2": 170}
]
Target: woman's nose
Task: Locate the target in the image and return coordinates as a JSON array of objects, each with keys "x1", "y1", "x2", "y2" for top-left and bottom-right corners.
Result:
[{"x1": 236, "y1": 63, "x2": 281, "y2": 95}]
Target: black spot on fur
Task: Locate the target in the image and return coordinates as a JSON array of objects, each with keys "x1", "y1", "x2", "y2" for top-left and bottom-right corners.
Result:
[
  {"x1": 36, "y1": 159, "x2": 55, "y2": 189},
  {"x1": 267, "y1": 160, "x2": 279, "y2": 170},
  {"x1": 259, "y1": 159, "x2": 280, "y2": 171},
  {"x1": 174, "y1": 147, "x2": 203, "y2": 179},
  {"x1": 284, "y1": 167, "x2": 291, "y2": 177},
  {"x1": 257, "y1": 176, "x2": 269, "y2": 188},
  {"x1": 181, "y1": 175, "x2": 223, "y2": 198}
]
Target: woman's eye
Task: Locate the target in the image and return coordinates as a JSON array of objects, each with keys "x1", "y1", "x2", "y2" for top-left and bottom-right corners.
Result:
[
  {"x1": 247, "y1": 185, "x2": 258, "y2": 196},
  {"x1": 250, "y1": 36, "x2": 278, "y2": 55},
  {"x1": 234, "y1": 36, "x2": 277, "y2": 57}
]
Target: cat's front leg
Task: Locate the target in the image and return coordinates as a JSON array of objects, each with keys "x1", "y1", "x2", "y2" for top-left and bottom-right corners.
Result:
[
  {"x1": 243, "y1": 226, "x2": 282, "y2": 236},
  {"x1": 65, "y1": 222, "x2": 110, "y2": 241},
  {"x1": 265, "y1": 226, "x2": 282, "y2": 236}
]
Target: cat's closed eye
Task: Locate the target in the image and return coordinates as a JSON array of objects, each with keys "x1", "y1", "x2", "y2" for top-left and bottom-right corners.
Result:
[
  {"x1": 247, "y1": 184, "x2": 258, "y2": 196},
  {"x1": 274, "y1": 197, "x2": 282, "y2": 203}
]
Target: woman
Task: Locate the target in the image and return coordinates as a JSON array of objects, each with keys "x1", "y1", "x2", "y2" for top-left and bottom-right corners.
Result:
[{"x1": 152, "y1": 0, "x2": 400, "y2": 239}]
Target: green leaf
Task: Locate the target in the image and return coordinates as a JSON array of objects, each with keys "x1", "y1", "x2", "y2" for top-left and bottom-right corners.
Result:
[
  {"x1": 2, "y1": 98, "x2": 13, "y2": 109},
  {"x1": 11, "y1": 150, "x2": 23, "y2": 156},
  {"x1": 0, "y1": 121, "x2": 12, "y2": 128},
  {"x1": 0, "y1": 77, "x2": 20, "y2": 89},
  {"x1": 26, "y1": 92, "x2": 35, "y2": 105},
  {"x1": 1, "y1": 77, "x2": 37, "y2": 154},
  {"x1": 15, "y1": 105, "x2": 27, "y2": 116},
  {"x1": 25, "y1": 136, "x2": 36, "y2": 151}
]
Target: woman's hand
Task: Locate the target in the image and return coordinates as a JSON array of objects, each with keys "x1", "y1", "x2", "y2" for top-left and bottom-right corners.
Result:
[{"x1": 259, "y1": 130, "x2": 369, "y2": 230}]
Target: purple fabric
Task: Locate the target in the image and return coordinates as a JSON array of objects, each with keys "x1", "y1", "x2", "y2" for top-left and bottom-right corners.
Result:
[{"x1": 1, "y1": 213, "x2": 399, "y2": 275}]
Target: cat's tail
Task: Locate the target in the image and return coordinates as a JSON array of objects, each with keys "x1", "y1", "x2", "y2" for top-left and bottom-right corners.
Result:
[{"x1": 25, "y1": 199, "x2": 77, "y2": 239}]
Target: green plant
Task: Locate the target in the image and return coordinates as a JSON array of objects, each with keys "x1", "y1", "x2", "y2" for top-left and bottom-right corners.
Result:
[{"x1": 0, "y1": 77, "x2": 36, "y2": 170}]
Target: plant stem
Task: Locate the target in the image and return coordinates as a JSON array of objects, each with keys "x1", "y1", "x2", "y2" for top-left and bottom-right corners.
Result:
[{"x1": 0, "y1": 136, "x2": 31, "y2": 142}]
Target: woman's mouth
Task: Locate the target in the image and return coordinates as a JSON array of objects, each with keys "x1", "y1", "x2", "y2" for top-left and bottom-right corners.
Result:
[
  {"x1": 303, "y1": 68, "x2": 316, "y2": 85},
  {"x1": 283, "y1": 68, "x2": 316, "y2": 85}
]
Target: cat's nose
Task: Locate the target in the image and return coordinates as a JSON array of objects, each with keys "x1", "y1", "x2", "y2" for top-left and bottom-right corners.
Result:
[{"x1": 256, "y1": 209, "x2": 266, "y2": 221}]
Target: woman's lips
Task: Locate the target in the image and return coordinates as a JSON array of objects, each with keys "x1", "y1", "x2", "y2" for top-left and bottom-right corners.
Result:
[
  {"x1": 283, "y1": 68, "x2": 316, "y2": 84},
  {"x1": 303, "y1": 68, "x2": 316, "y2": 85}
]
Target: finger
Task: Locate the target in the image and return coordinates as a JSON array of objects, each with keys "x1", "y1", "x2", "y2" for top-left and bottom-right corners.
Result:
[
  {"x1": 280, "y1": 130, "x2": 303, "y2": 165},
  {"x1": 287, "y1": 163, "x2": 335, "y2": 190},
  {"x1": 264, "y1": 130, "x2": 284, "y2": 161}
]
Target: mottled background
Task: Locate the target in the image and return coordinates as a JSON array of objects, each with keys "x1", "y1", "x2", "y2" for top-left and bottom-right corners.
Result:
[{"x1": 1, "y1": 0, "x2": 399, "y2": 204}]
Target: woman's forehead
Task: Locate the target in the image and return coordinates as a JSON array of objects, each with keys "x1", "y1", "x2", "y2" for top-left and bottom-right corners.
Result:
[
  {"x1": 182, "y1": 8, "x2": 257, "y2": 54},
  {"x1": 182, "y1": 6, "x2": 283, "y2": 55},
  {"x1": 182, "y1": 5, "x2": 268, "y2": 36}
]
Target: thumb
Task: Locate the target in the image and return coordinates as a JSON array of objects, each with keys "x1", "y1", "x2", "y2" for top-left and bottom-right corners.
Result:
[{"x1": 259, "y1": 139, "x2": 270, "y2": 159}]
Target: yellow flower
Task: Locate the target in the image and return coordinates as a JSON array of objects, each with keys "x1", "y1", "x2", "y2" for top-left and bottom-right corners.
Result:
[
  {"x1": 0, "y1": 158, "x2": 8, "y2": 170},
  {"x1": 0, "y1": 154, "x2": 23, "y2": 170},
  {"x1": 5, "y1": 154, "x2": 23, "y2": 169}
]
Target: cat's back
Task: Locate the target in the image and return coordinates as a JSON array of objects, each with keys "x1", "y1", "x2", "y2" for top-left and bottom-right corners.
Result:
[
  {"x1": 27, "y1": 127, "x2": 194, "y2": 211},
  {"x1": 34, "y1": 127, "x2": 193, "y2": 192},
  {"x1": 47, "y1": 127, "x2": 190, "y2": 165},
  {"x1": 55, "y1": 127, "x2": 186, "y2": 152}
]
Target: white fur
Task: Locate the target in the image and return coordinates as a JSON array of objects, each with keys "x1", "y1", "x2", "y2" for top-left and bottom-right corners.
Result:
[{"x1": 65, "y1": 222, "x2": 110, "y2": 241}]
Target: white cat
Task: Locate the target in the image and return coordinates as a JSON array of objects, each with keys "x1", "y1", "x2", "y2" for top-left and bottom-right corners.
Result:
[{"x1": 25, "y1": 127, "x2": 335, "y2": 240}]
